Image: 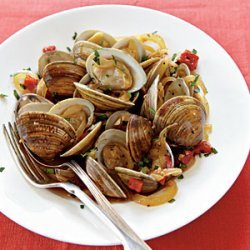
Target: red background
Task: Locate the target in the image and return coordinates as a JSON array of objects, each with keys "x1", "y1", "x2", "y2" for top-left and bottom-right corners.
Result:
[{"x1": 0, "y1": 0, "x2": 249, "y2": 249}]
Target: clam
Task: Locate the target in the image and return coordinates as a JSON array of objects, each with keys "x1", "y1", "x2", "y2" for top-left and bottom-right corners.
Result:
[
  {"x1": 113, "y1": 37, "x2": 145, "y2": 62},
  {"x1": 105, "y1": 111, "x2": 131, "y2": 130},
  {"x1": 38, "y1": 51, "x2": 74, "y2": 76},
  {"x1": 75, "y1": 48, "x2": 147, "y2": 110},
  {"x1": 176, "y1": 63, "x2": 190, "y2": 78},
  {"x1": 153, "y1": 96, "x2": 207, "y2": 147},
  {"x1": 16, "y1": 112, "x2": 76, "y2": 160},
  {"x1": 72, "y1": 41, "x2": 102, "y2": 66},
  {"x1": 43, "y1": 61, "x2": 86, "y2": 99},
  {"x1": 126, "y1": 115, "x2": 153, "y2": 162},
  {"x1": 115, "y1": 167, "x2": 158, "y2": 194},
  {"x1": 49, "y1": 98, "x2": 94, "y2": 138},
  {"x1": 86, "y1": 157, "x2": 127, "y2": 198},
  {"x1": 95, "y1": 129, "x2": 134, "y2": 170},
  {"x1": 75, "y1": 30, "x2": 116, "y2": 47}
]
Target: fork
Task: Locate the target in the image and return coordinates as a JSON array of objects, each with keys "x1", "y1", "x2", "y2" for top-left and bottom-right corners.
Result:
[{"x1": 3, "y1": 122, "x2": 151, "y2": 250}]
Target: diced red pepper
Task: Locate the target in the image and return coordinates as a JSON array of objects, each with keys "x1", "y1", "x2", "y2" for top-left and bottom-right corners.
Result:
[
  {"x1": 128, "y1": 177, "x2": 143, "y2": 193},
  {"x1": 164, "y1": 155, "x2": 172, "y2": 168},
  {"x1": 24, "y1": 75, "x2": 38, "y2": 92},
  {"x1": 42, "y1": 45, "x2": 56, "y2": 53},
  {"x1": 159, "y1": 176, "x2": 167, "y2": 186},
  {"x1": 178, "y1": 150, "x2": 194, "y2": 165},
  {"x1": 193, "y1": 141, "x2": 212, "y2": 155},
  {"x1": 178, "y1": 50, "x2": 199, "y2": 71}
]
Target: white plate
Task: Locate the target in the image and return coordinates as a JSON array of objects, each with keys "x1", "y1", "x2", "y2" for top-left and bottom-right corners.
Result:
[{"x1": 0, "y1": 5, "x2": 249, "y2": 246}]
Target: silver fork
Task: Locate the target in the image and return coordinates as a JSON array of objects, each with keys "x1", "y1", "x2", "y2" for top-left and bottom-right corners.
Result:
[{"x1": 3, "y1": 123, "x2": 151, "y2": 250}]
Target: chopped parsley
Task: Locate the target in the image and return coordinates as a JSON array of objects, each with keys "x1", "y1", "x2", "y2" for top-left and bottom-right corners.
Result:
[
  {"x1": 97, "y1": 114, "x2": 108, "y2": 121},
  {"x1": 45, "y1": 168, "x2": 55, "y2": 174},
  {"x1": 80, "y1": 204, "x2": 85, "y2": 209},
  {"x1": 141, "y1": 55, "x2": 148, "y2": 62},
  {"x1": 72, "y1": 32, "x2": 78, "y2": 40},
  {"x1": 126, "y1": 92, "x2": 132, "y2": 99},
  {"x1": 194, "y1": 88, "x2": 200, "y2": 93},
  {"x1": 190, "y1": 74, "x2": 200, "y2": 87},
  {"x1": 211, "y1": 147, "x2": 218, "y2": 154},
  {"x1": 20, "y1": 84, "x2": 26, "y2": 89},
  {"x1": 192, "y1": 49, "x2": 197, "y2": 54},
  {"x1": 171, "y1": 53, "x2": 177, "y2": 61},
  {"x1": 177, "y1": 174, "x2": 184, "y2": 179},
  {"x1": 52, "y1": 91, "x2": 58, "y2": 98},
  {"x1": 168, "y1": 198, "x2": 175, "y2": 203},
  {"x1": 148, "y1": 107, "x2": 156, "y2": 115},
  {"x1": 0, "y1": 93, "x2": 7, "y2": 98},
  {"x1": 13, "y1": 90, "x2": 20, "y2": 100},
  {"x1": 0, "y1": 167, "x2": 5, "y2": 172},
  {"x1": 179, "y1": 163, "x2": 187, "y2": 169},
  {"x1": 152, "y1": 31, "x2": 158, "y2": 35},
  {"x1": 66, "y1": 47, "x2": 71, "y2": 52},
  {"x1": 23, "y1": 67, "x2": 31, "y2": 71},
  {"x1": 93, "y1": 50, "x2": 100, "y2": 65},
  {"x1": 105, "y1": 74, "x2": 110, "y2": 78}
]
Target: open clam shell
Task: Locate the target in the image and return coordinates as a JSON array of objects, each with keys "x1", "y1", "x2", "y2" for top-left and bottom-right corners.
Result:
[
  {"x1": 43, "y1": 61, "x2": 86, "y2": 99},
  {"x1": 18, "y1": 102, "x2": 53, "y2": 117},
  {"x1": 126, "y1": 115, "x2": 153, "y2": 162},
  {"x1": 75, "y1": 30, "x2": 116, "y2": 47},
  {"x1": 153, "y1": 96, "x2": 206, "y2": 147},
  {"x1": 72, "y1": 41, "x2": 102, "y2": 66},
  {"x1": 176, "y1": 63, "x2": 190, "y2": 78},
  {"x1": 74, "y1": 83, "x2": 134, "y2": 111},
  {"x1": 86, "y1": 157, "x2": 127, "y2": 198},
  {"x1": 61, "y1": 121, "x2": 102, "y2": 157},
  {"x1": 49, "y1": 98, "x2": 95, "y2": 138},
  {"x1": 86, "y1": 48, "x2": 147, "y2": 93},
  {"x1": 115, "y1": 167, "x2": 158, "y2": 194},
  {"x1": 38, "y1": 51, "x2": 74, "y2": 76},
  {"x1": 16, "y1": 112, "x2": 76, "y2": 159},
  {"x1": 105, "y1": 111, "x2": 131, "y2": 130},
  {"x1": 113, "y1": 37, "x2": 145, "y2": 62},
  {"x1": 96, "y1": 129, "x2": 134, "y2": 170}
]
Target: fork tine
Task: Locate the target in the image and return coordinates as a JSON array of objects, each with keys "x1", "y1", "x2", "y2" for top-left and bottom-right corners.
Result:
[
  {"x1": 3, "y1": 124, "x2": 38, "y2": 185},
  {"x1": 12, "y1": 122, "x2": 50, "y2": 182}
]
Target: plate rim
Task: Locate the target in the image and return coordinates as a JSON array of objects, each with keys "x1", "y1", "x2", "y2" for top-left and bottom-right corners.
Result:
[{"x1": 0, "y1": 4, "x2": 249, "y2": 246}]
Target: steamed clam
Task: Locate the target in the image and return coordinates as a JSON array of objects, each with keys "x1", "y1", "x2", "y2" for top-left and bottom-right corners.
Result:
[{"x1": 75, "y1": 48, "x2": 147, "y2": 110}]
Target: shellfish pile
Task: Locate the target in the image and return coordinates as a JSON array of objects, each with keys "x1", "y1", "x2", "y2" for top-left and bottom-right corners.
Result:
[{"x1": 12, "y1": 30, "x2": 215, "y2": 206}]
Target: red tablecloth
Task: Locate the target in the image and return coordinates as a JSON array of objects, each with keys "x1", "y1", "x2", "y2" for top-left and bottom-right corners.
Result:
[{"x1": 0, "y1": 0, "x2": 249, "y2": 249}]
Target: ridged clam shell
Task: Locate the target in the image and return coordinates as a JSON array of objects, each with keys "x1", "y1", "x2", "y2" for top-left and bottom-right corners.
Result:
[
  {"x1": 16, "y1": 112, "x2": 76, "y2": 159},
  {"x1": 43, "y1": 61, "x2": 85, "y2": 98},
  {"x1": 126, "y1": 115, "x2": 153, "y2": 162},
  {"x1": 74, "y1": 83, "x2": 134, "y2": 111}
]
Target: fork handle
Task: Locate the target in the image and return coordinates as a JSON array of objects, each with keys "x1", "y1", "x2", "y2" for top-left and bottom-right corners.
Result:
[
  {"x1": 60, "y1": 182, "x2": 144, "y2": 250},
  {"x1": 66, "y1": 160, "x2": 151, "y2": 250}
]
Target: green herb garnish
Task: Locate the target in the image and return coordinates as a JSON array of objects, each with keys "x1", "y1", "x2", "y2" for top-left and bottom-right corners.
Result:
[
  {"x1": 52, "y1": 92, "x2": 58, "y2": 98},
  {"x1": 80, "y1": 204, "x2": 85, "y2": 209},
  {"x1": 105, "y1": 74, "x2": 110, "y2": 78},
  {"x1": 97, "y1": 114, "x2": 108, "y2": 121},
  {"x1": 66, "y1": 47, "x2": 71, "y2": 52},
  {"x1": 0, "y1": 167, "x2": 5, "y2": 172},
  {"x1": 211, "y1": 147, "x2": 218, "y2": 154},
  {"x1": 126, "y1": 92, "x2": 132, "y2": 99},
  {"x1": 141, "y1": 55, "x2": 148, "y2": 62},
  {"x1": 45, "y1": 168, "x2": 55, "y2": 174},
  {"x1": 13, "y1": 90, "x2": 20, "y2": 100},
  {"x1": 93, "y1": 50, "x2": 100, "y2": 65},
  {"x1": 0, "y1": 93, "x2": 8, "y2": 98},
  {"x1": 154, "y1": 165, "x2": 160, "y2": 170},
  {"x1": 23, "y1": 67, "x2": 31, "y2": 71},
  {"x1": 190, "y1": 74, "x2": 200, "y2": 87},
  {"x1": 179, "y1": 163, "x2": 187, "y2": 169},
  {"x1": 192, "y1": 49, "x2": 197, "y2": 54},
  {"x1": 72, "y1": 32, "x2": 78, "y2": 40},
  {"x1": 20, "y1": 84, "x2": 26, "y2": 90},
  {"x1": 194, "y1": 88, "x2": 200, "y2": 93},
  {"x1": 168, "y1": 198, "x2": 175, "y2": 203},
  {"x1": 171, "y1": 53, "x2": 177, "y2": 61},
  {"x1": 152, "y1": 31, "x2": 158, "y2": 35},
  {"x1": 177, "y1": 174, "x2": 184, "y2": 179},
  {"x1": 148, "y1": 107, "x2": 156, "y2": 115},
  {"x1": 143, "y1": 157, "x2": 151, "y2": 165}
]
